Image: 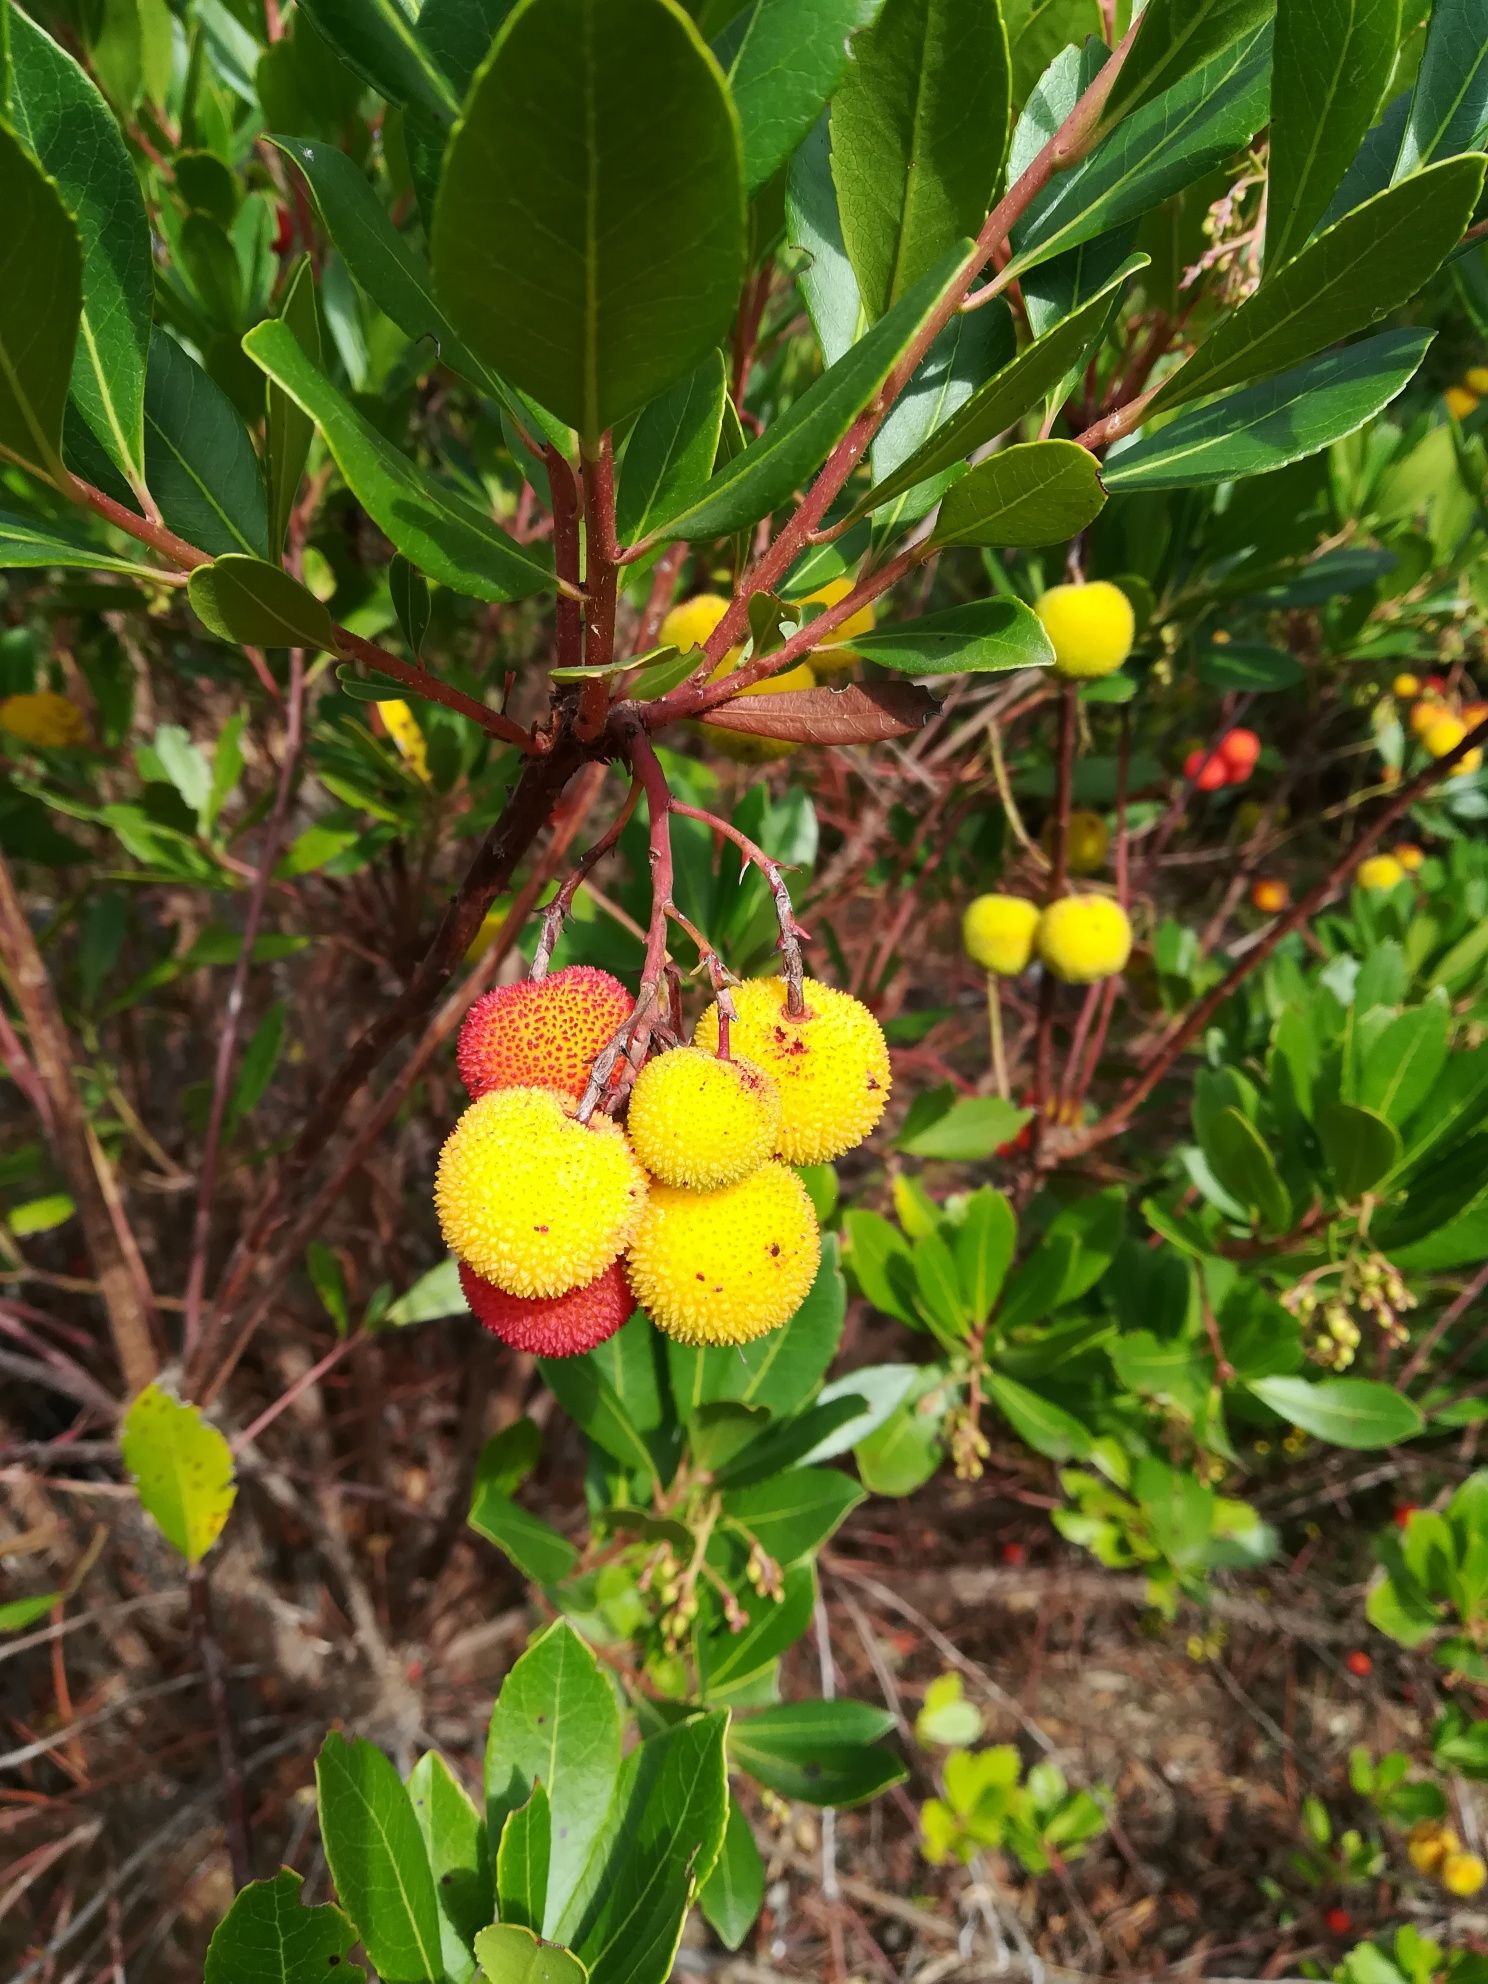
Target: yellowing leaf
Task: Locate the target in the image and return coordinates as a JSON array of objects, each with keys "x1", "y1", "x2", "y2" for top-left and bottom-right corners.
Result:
[{"x1": 121, "y1": 1384, "x2": 236, "y2": 1563}]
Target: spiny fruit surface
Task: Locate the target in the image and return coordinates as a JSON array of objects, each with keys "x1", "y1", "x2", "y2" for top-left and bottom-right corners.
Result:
[
  {"x1": 457, "y1": 966, "x2": 631, "y2": 1102},
  {"x1": 435, "y1": 1088, "x2": 646, "y2": 1297},
  {"x1": 659, "y1": 592, "x2": 735, "y2": 658},
  {"x1": 627, "y1": 1163, "x2": 820, "y2": 1345},
  {"x1": 1034, "y1": 581, "x2": 1134, "y2": 679},
  {"x1": 0, "y1": 690, "x2": 90, "y2": 748},
  {"x1": 1037, "y1": 895, "x2": 1133, "y2": 983},
  {"x1": 459, "y1": 1257, "x2": 634, "y2": 1357},
  {"x1": 694, "y1": 975, "x2": 891, "y2": 1164},
  {"x1": 626, "y1": 1046, "x2": 781, "y2": 1189},
  {"x1": 962, "y1": 894, "x2": 1040, "y2": 976},
  {"x1": 1357, "y1": 853, "x2": 1406, "y2": 892},
  {"x1": 801, "y1": 574, "x2": 876, "y2": 678}
]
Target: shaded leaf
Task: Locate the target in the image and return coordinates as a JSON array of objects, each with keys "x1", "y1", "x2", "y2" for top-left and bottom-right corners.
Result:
[
  {"x1": 145, "y1": 332, "x2": 268, "y2": 559},
  {"x1": 0, "y1": 122, "x2": 79, "y2": 485},
  {"x1": 189, "y1": 556, "x2": 339, "y2": 652},
  {"x1": 1248, "y1": 1375, "x2": 1424, "y2": 1449},
  {"x1": 703, "y1": 679, "x2": 937, "y2": 743},
  {"x1": 716, "y1": 0, "x2": 885, "y2": 194},
  {"x1": 1266, "y1": 0, "x2": 1401, "y2": 267}
]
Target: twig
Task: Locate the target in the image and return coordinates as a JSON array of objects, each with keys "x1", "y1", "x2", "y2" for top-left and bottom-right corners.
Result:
[{"x1": 188, "y1": 1563, "x2": 252, "y2": 1890}]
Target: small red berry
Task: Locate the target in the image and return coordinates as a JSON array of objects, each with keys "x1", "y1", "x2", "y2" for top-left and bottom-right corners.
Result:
[
  {"x1": 1424, "y1": 674, "x2": 1448, "y2": 693},
  {"x1": 1217, "y1": 726, "x2": 1261, "y2": 774},
  {"x1": 1393, "y1": 1503, "x2": 1418, "y2": 1528},
  {"x1": 1001, "y1": 1541, "x2": 1026, "y2": 1565},
  {"x1": 1184, "y1": 748, "x2": 1229, "y2": 792},
  {"x1": 1345, "y1": 1649, "x2": 1372, "y2": 1678},
  {"x1": 1324, "y1": 1907, "x2": 1353, "y2": 1937}
]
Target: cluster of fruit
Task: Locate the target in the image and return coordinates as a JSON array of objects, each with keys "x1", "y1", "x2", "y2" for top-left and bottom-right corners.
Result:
[
  {"x1": 962, "y1": 890, "x2": 1133, "y2": 985},
  {"x1": 1397, "y1": 672, "x2": 1485, "y2": 779},
  {"x1": 1181, "y1": 725, "x2": 1262, "y2": 793},
  {"x1": 434, "y1": 965, "x2": 890, "y2": 1357},
  {"x1": 1443, "y1": 365, "x2": 1488, "y2": 422},
  {"x1": 1407, "y1": 1818, "x2": 1487, "y2": 1898}
]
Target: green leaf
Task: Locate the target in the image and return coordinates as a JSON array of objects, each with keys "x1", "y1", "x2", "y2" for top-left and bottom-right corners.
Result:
[
  {"x1": 1317, "y1": 1099, "x2": 1402, "y2": 1199},
  {"x1": 1194, "y1": 642, "x2": 1303, "y2": 692},
  {"x1": 952, "y1": 1185, "x2": 1017, "y2": 1324},
  {"x1": 1159, "y1": 158, "x2": 1483, "y2": 412},
  {"x1": 1202, "y1": 1105, "x2": 1292, "y2": 1231},
  {"x1": 244, "y1": 318, "x2": 555, "y2": 601},
  {"x1": 785, "y1": 112, "x2": 863, "y2": 370},
  {"x1": 828, "y1": 0, "x2": 1010, "y2": 318},
  {"x1": 1394, "y1": 0, "x2": 1488, "y2": 176},
  {"x1": 0, "y1": 121, "x2": 78, "y2": 485},
  {"x1": 432, "y1": 0, "x2": 744, "y2": 442},
  {"x1": 1102, "y1": 0, "x2": 1276, "y2": 126},
  {"x1": 7, "y1": 5, "x2": 152, "y2": 487},
  {"x1": 0, "y1": 507, "x2": 167, "y2": 577},
  {"x1": 852, "y1": 597, "x2": 1054, "y2": 676},
  {"x1": 869, "y1": 300, "x2": 1016, "y2": 528},
  {"x1": 145, "y1": 332, "x2": 268, "y2": 560},
  {"x1": 485, "y1": 1620, "x2": 621, "y2": 1932},
  {"x1": 538, "y1": 1350, "x2": 662, "y2": 1488},
  {"x1": 729, "y1": 1699, "x2": 904, "y2": 1807},
  {"x1": 930, "y1": 438, "x2": 1104, "y2": 547},
  {"x1": 190, "y1": 556, "x2": 339, "y2": 652},
  {"x1": 666, "y1": 1234, "x2": 845, "y2": 1423},
  {"x1": 615, "y1": 353, "x2": 727, "y2": 545},
  {"x1": 0, "y1": 1590, "x2": 60, "y2": 1631},
  {"x1": 894, "y1": 1088, "x2": 1033, "y2": 1155},
  {"x1": 642, "y1": 242, "x2": 970, "y2": 541},
  {"x1": 986, "y1": 1372, "x2": 1091, "y2": 1460},
  {"x1": 698, "y1": 1796, "x2": 765, "y2": 1952},
  {"x1": 556, "y1": 1711, "x2": 729, "y2": 1983},
  {"x1": 265, "y1": 256, "x2": 321, "y2": 557},
  {"x1": 844, "y1": 256, "x2": 1144, "y2": 524},
  {"x1": 316, "y1": 1732, "x2": 444, "y2": 1984},
  {"x1": 697, "y1": 1560, "x2": 815, "y2": 1701},
  {"x1": 475, "y1": 1924, "x2": 587, "y2": 1984},
  {"x1": 1359, "y1": 1003, "x2": 1451, "y2": 1131},
  {"x1": 120, "y1": 1383, "x2": 236, "y2": 1563},
  {"x1": 409, "y1": 1751, "x2": 492, "y2": 1984},
  {"x1": 469, "y1": 1483, "x2": 579, "y2": 1584},
  {"x1": 1102, "y1": 328, "x2": 1431, "y2": 489},
  {"x1": 204, "y1": 1872, "x2": 363, "y2": 1984},
  {"x1": 228, "y1": 999, "x2": 286, "y2": 1128},
  {"x1": 716, "y1": 0, "x2": 884, "y2": 195},
  {"x1": 297, "y1": 0, "x2": 462, "y2": 123},
  {"x1": 721, "y1": 1465, "x2": 864, "y2": 1564},
  {"x1": 1248, "y1": 1374, "x2": 1424, "y2": 1449},
  {"x1": 496, "y1": 1782, "x2": 550, "y2": 1935},
  {"x1": 854, "y1": 1373, "x2": 945, "y2": 1493},
  {"x1": 1266, "y1": 0, "x2": 1401, "y2": 268}
]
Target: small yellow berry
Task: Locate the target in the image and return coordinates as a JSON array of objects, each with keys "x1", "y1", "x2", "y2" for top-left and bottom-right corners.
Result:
[
  {"x1": 1037, "y1": 896, "x2": 1133, "y2": 983},
  {"x1": 1409, "y1": 697, "x2": 1446, "y2": 736},
  {"x1": 1468, "y1": 367, "x2": 1488, "y2": 396},
  {"x1": 1250, "y1": 878, "x2": 1289, "y2": 914},
  {"x1": 0, "y1": 690, "x2": 89, "y2": 748},
  {"x1": 694, "y1": 975, "x2": 891, "y2": 1165},
  {"x1": 626, "y1": 1163, "x2": 820, "y2": 1345},
  {"x1": 1034, "y1": 581, "x2": 1135, "y2": 680},
  {"x1": 626, "y1": 1046, "x2": 780, "y2": 1190},
  {"x1": 434, "y1": 1088, "x2": 646, "y2": 1298},
  {"x1": 660, "y1": 593, "x2": 734, "y2": 657},
  {"x1": 1357, "y1": 853, "x2": 1406, "y2": 891},
  {"x1": 801, "y1": 574, "x2": 876, "y2": 679},
  {"x1": 1393, "y1": 842, "x2": 1425, "y2": 873},
  {"x1": 1423, "y1": 713, "x2": 1483, "y2": 774},
  {"x1": 962, "y1": 894, "x2": 1040, "y2": 976},
  {"x1": 1408, "y1": 1820, "x2": 1456, "y2": 1877},
  {"x1": 1446, "y1": 384, "x2": 1480, "y2": 420},
  {"x1": 1058, "y1": 809, "x2": 1110, "y2": 876},
  {"x1": 1392, "y1": 672, "x2": 1421, "y2": 698},
  {"x1": 1442, "y1": 1849, "x2": 1487, "y2": 1898}
]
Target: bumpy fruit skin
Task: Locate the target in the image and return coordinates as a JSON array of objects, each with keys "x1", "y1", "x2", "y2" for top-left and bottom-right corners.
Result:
[
  {"x1": 435, "y1": 1088, "x2": 646, "y2": 1297},
  {"x1": 1423, "y1": 712, "x2": 1483, "y2": 774},
  {"x1": 1442, "y1": 1850, "x2": 1487, "y2": 1898},
  {"x1": 962, "y1": 894, "x2": 1040, "y2": 976},
  {"x1": 460, "y1": 1257, "x2": 634, "y2": 1357},
  {"x1": 457, "y1": 966, "x2": 631, "y2": 1103},
  {"x1": 1393, "y1": 671, "x2": 1421, "y2": 698},
  {"x1": 702, "y1": 655, "x2": 817, "y2": 762},
  {"x1": 1062, "y1": 809, "x2": 1110, "y2": 875},
  {"x1": 660, "y1": 592, "x2": 735, "y2": 658},
  {"x1": 1408, "y1": 1820, "x2": 1455, "y2": 1877},
  {"x1": 802, "y1": 575, "x2": 876, "y2": 678},
  {"x1": 1393, "y1": 841, "x2": 1425, "y2": 872},
  {"x1": 626, "y1": 1163, "x2": 820, "y2": 1345},
  {"x1": 1037, "y1": 896, "x2": 1133, "y2": 983},
  {"x1": 1035, "y1": 581, "x2": 1134, "y2": 680},
  {"x1": 0, "y1": 690, "x2": 89, "y2": 748},
  {"x1": 1250, "y1": 878, "x2": 1288, "y2": 914},
  {"x1": 1357, "y1": 853, "x2": 1406, "y2": 892},
  {"x1": 694, "y1": 975, "x2": 891, "y2": 1164},
  {"x1": 626, "y1": 1046, "x2": 781, "y2": 1189}
]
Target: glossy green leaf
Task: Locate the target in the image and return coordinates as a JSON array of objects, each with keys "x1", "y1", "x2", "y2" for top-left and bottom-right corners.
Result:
[
  {"x1": 697, "y1": 1560, "x2": 815, "y2": 1700},
  {"x1": 715, "y1": 0, "x2": 885, "y2": 194},
  {"x1": 244, "y1": 319, "x2": 555, "y2": 601},
  {"x1": 1266, "y1": 0, "x2": 1401, "y2": 267},
  {"x1": 986, "y1": 1372, "x2": 1091, "y2": 1459},
  {"x1": 409, "y1": 1751, "x2": 491, "y2": 1984},
  {"x1": 785, "y1": 112, "x2": 863, "y2": 369},
  {"x1": 0, "y1": 122, "x2": 78, "y2": 485},
  {"x1": 1359, "y1": 1003, "x2": 1451, "y2": 1131},
  {"x1": 1195, "y1": 642, "x2": 1304, "y2": 692},
  {"x1": 854, "y1": 1371, "x2": 946, "y2": 1493},
  {"x1": 844, "y1": 255, "x2": 1143, "y2": 522},
  {"x1": 721, "y1": 1464, "x2": 863, "y2": 1564},
  {"x1": 485, "y1": 1620, "x2": 621, "y2": 1931},
  {"x1": 297, "y1": 0, "x2": 462, "y2": 123},
  {"x1": 850, "y1": 597, "x2": 1054, "y2": 676},
  {"x1": 1204, "y1": 1105, "x2": 1292, "y2": 1231},
  {"x1": 0, "y1": 508, "x2": 172, "y2": 578},
  {"x1": 643, "y1": 240, "x2": 969, "y2": 541},
  {"x1": 930, "y1": 438, "x2": 1105, "y2": 547},
  {"x1": 415, "y1": 0, "x2": 515, "y2": 95},
  {"x1": 1154, "y1": 156, "x2": 1483, "y2": 412},
  {"x1": 729, "y1": 1699, "x2": 904, "y2": 1807},
  {"x1": 475, "y1": 1924, "x2": 587, "y2": 1984},
  {"x1": 952, "y1": 1185, "x2": 1017, "y2": 1324},
  {"x1": 829, "y1": 0, "x2": 1010, "y2": 318},
  {"x1": 316, "y1": 1732, "x2": 444, "y2": 1984},
  {"x1": 469, "y1": 1483, "x2": 579, "y2": 1584},
  {"x1": 204, "y1": 1872, "x2": 364, "y2": 1984},
  {"x1": 1317, "y1": 1099, "x2": 1403, "y2": 1199},
  {"x1": 895, "y1": 1086, "x2": 1034, "y2": 1153},
  {"x1": 433, "y1": 0, "x2": 745, "y2": 441},
  {"x1": 1102, "y1": 0, "x2": 1276, "y2": 126},
  {"x1": 1248, "y1": 1374, "x2": 1424, "y2": 1449},
  {"x1": 7, "y1": 6, "x2": 152, "y2": 487},
  {"x1": 1102, "y1": 328, "x2": 1431, "y2": 489},
  {"x1": 120, "y1": 1383, "x2": 236, "y2": 1563},
  {"x1": 145, "y1": 332, "x2": 268, "y2": 559},
  {"x1": 698, "y1": 1796, "x2": 765, "y2": 1952},
  {"x1": 189, "y1": 556, "x2": 339, "y2": 652},
  {"x1": 266, "y1": 256, "x2": 321, "y2": 557},
  {"x1": 615, "y1": 353, "x2": 727, "y2": 545},
  {"x1": 869, "y1": 300, "x2": 1015, "y2": 527},
  {"x1": 1394, "y1": 0, "x2": 1488, "y2": 176},
  {"x1": 496, "y1": 1782, "x2": 550, "y2": 1935}
]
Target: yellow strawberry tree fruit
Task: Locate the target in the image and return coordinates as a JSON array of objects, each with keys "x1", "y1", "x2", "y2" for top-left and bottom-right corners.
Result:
[
  {"x1": 1442, "y1": 1849, "x2": 1487, "y2": 1898},
  {"x1": 659, "y1": 592, "x2": 735, "y2": 659},
  {"x1": 1034, "y1": 581, "x2": 1135, "y2": 680},
  {"x1": 962, "y1": 894, "x2": 1040, "y2": 976},
  {"x1": 434, "y1": 1088, "x2": 646, "y2": 1297},
  {"x1": 626, "y1": 1046, "x2": 781, "y2": 1189},
  {"x1": 626, "y1": 1162, "x2": 820, "y2": 1345},
  {"x1": 1037, "y1": 895, "x2": 1133, "y2": 983},
  {"x1": 0, "y1": 689, "x2": 90, "y2": 748},
  {"x1": 800, "y1": 574, "x2": 876, "y2": 678},
  {"x1": 694, "y1": 975, "x2": 891, "y2": 1163},
  {"x1": 1422, "y1": 712, "x2": 1483, "y2": 775},
  {"x1": 1356, "y1": 853, "x2": 1406, "y2": 892}
]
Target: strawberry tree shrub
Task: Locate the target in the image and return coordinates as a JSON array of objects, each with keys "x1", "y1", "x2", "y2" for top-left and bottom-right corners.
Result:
[{"x1": 3, "y1": 0, "x2": 1488, "y2": 1978}]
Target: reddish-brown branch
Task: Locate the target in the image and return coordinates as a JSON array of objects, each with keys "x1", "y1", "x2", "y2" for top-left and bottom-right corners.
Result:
[
  {"x1": 668, "y1": 797, "x2": 809, "y2": 1014},
  {"x1": 533, "y1": 775, "x2": 641, "y2": 977},
  {"x1": 576, "y1": 435, "x2": 620, "y2": 741},
  {"x1": 548, "y1": 447, "x2": 585, "y2": 672}
]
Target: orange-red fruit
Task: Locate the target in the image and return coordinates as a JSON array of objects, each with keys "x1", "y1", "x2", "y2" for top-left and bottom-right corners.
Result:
[
  {"x1": 457, "y1": 966, "x2": 631, "y2": 1102},
  {"x1": 1218, "y1": 726, "x2": 1260, "y2": 774},
  {"x1": 1324, "y1": 1908, "x2": 1353, "y2": 1937},
  {"x1": 1345, "y1": 1649, "x2": 1372, "y2": 1678},
  {"x1": 459, "y1": 1257, "x2": 634, "y2": 1357},
  {"x1": 1394, "y1": 1503, "x2": 1418, "y2": 1528},
  {"x1": 1251, "y1": 878, "x2": 1289, "y2": 914},
  {"x1": 1184, "y1": 749, "x2": 1229, "y2": 792}
]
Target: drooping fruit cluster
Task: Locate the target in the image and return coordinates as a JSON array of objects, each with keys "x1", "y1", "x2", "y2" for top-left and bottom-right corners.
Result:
[
  {"x1": 962, "y1": 891, "x2": 1133, "y2": 984},
  {"x1": 1402, "y1": 680, "x2": 1485, "y2": 777},
  {"x1": 1408, "y1": 1818, "x2": 1487, "y2": 1898},
  {"x1": 1184, "y1": 726, "x2": 1260, "y2": 792}
]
